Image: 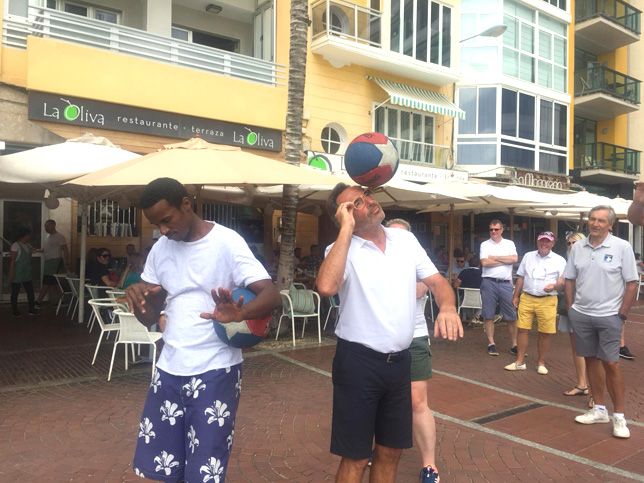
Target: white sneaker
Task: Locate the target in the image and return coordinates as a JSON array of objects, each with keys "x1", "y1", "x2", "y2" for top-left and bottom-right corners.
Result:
[
  {"x1": 575, "y1": 407, "x2": 610, "y2": 425},
  {"x1": 504, "y1": 362, "x2": 527, "y2": 371},
  {"x1": 537, "y1": 365, "x2": 548, "y2": 375},
  {"x1": 613, "y1": 416, "x2": 631, "y2": 438}
]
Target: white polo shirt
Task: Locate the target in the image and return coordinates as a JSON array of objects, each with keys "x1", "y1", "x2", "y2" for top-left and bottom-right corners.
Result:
[
  {"x1": 564, "y1": 234, "x2": 638, "y2": 316},
  {"x1": 516, "y1": 250, "x2": 566, "y2": 296},
  {"x1": 326, "y1": 227, "x2": 437, "y2": 353},
  {"x1": 480, "y1": 238, "x2": 517, "y2": 281}
]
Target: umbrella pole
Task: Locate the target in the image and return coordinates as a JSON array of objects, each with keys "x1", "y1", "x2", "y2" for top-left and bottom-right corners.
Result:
[
  {"x1": 78, "y1": 202, "x2": 87, "y2": 324},
  {"x1": 195, "y1": 185, "x2": 203, "y2": 218},
  {"x1": 509, "y1": 208, "x2": 515, "y2": 241},
  {"x1": 447, "y1": 204, "x2": 454, "y2": 281}
]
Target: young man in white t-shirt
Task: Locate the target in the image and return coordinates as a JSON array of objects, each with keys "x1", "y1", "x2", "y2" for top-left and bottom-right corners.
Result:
[
  {"x1": 35, "y1": 219, "x2": 70, "y2": 308},
  {"x1": 126, "y1": 178, "x2": 281, "y2": 482}
]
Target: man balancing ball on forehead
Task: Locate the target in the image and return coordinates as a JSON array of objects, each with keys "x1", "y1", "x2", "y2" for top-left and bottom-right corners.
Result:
[
  {"x1": 125, "y1": 177, "x2": 281, "y2": 482},
  {"x1": 316, "y1": 183, "x2": 462, "y2": 483}
]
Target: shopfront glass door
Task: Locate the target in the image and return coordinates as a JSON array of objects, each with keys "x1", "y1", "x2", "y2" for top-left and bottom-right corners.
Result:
[{"x1": 0, "y1": 200, "x2": 45, "y2": 301}]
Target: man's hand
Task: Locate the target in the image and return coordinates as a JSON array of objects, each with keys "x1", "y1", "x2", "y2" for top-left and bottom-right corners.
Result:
[
  {"x1": 627, "y1": 182, "x2": 644, "y2": 226},
  {"x1": 433, "y1": 309, "x2": 463, "y2": 341},
  {"x1": 543, "y1": 283, "x2": 555, "y2": 293},
  {"x1": 125, "y1": 282, "x2": 164, "y2": 314},
  {"x1": 200, "y1": 287, "x2": 244, "y2": 323},
  {"x1": 335, "y1": 201, "x2": 356, "y2": 232},
  {"x1": 511, "y1": 296, "x2": 519, "y2": 308}
]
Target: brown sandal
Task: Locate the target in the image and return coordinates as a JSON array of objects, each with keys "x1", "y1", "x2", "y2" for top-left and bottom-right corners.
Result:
[{"x1": 564, "y1": 386, "x2": 588, "y2": 396}]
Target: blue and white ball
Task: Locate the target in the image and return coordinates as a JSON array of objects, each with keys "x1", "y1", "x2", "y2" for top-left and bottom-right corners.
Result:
[
  {"x1": 213, "y1": 288, "x2": 271, "y2": 349},
  {"x1": 344, "y1": 132, "x2": 399, "y2": 188}
]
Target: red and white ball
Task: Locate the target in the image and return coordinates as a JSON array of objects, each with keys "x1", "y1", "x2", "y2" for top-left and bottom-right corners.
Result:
[{"x1": 344, "y1": 133, "x2": 399, "y2": 188}]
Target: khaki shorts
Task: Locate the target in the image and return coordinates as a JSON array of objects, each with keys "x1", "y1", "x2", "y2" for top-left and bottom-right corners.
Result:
[
  {"x1": 409, "y1": 336, "x2": 432, "y2": 381},
  {"x1": 517, "y1": 293, "x2": 557, "y2": 334}
]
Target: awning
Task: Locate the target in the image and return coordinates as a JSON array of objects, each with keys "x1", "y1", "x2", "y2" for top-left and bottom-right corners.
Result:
[{"x1": 367, "y1": 75, "x2": 465, "y2": 119}]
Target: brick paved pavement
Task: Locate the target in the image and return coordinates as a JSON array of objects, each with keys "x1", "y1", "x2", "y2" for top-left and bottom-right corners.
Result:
[{"x1": 1, "y1": 300, "x2": 643, "y2": 482}]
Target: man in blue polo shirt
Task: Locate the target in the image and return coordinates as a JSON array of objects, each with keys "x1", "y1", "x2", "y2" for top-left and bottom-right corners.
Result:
[{"x1": 565, "y1": 205, "x2": 638, "y2": 439}]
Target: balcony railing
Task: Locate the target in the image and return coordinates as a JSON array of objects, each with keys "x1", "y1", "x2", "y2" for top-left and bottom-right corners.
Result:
[
  {"x1": 574, "y1": 142, "x2": 640, "y2": 174},
  {"x1": 2, "y1": 6, "x2": 285, "y2": 86},
  {"x1": 574, "y1": 66, "x2": 641, "y2": 104},
  {"x1": 311, "y1": 0, "x2": 381, "y2": 48},
  {"x1": 576, "y1": 0, "x2": 641, "y2": 34},
  {"x1": 394, "y1": 140, "x2": 452, "y2": 168}
]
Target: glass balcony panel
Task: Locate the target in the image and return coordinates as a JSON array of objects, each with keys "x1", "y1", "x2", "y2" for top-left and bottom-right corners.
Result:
[
  {"x1": 392, "y1": 139, "x2": 452, "y2": 168},
  {"x1": 574, "y1": 142, "x2": 641, "y2": 174},
  {"x1": 574, "y1": 66, "x2": 641, "y2": 104},
  {"x1": 575, "y1": 0, "x2": 641, "y2": 34},
  {"x1": 311, "y1": 0, "x2": 382, "y2": 48}
]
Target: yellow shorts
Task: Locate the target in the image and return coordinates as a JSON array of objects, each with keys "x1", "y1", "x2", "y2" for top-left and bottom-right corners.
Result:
[{"x1": 517, "y1": 293, "x2": 557, "y2": 334}]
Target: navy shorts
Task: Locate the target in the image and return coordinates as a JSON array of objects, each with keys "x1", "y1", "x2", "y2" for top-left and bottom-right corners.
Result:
[
  {"x1": 480, "y1": 278, "x2": 517, "y2": 321},
  {"x1": 331, "y1": 338, "x2": 412, "y2": 460},
  {"x1": 132, "y1": 364, "x2": 242, "y2": 482}
]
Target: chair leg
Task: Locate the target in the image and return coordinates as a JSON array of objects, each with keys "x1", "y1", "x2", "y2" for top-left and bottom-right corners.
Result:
[
  {"x1": 275, "y1": 314, "x2": 285, "y2": 341},
  {"x1": 150, "y1": 344, "x2": 157, "y2": 381},
  {"x1": 316, "y1": 313, "x2": 321, "y2": 344},
  {"x1": 108, "y1": 342, "x2": 119, "y2": 381},
  {"x1": 125, "y1": 343, "x2": 129, "y2": 371},
  {"x1": 323, "y1": 309, "x2": 331, "y2": 331},
  {"x1": 292, "y1": 317, "x2": 296, "y2": 347},
  {"x1": 92, "y1": 330, "x2": 104, "y2": 365},
  {"x1": 301, "y1": 317, "x2": 307, "y2": 338},
  {"x1": 56, "y1": 298, "x2": 63, "y2": 316}
]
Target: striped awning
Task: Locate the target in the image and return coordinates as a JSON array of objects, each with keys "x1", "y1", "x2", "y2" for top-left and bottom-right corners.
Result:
[{"x1": 367, "y1": 75, "x2": 465, "y2": 119}]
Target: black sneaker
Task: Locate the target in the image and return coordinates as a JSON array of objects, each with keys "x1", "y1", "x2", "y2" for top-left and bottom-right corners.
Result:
[
  {"x1": 420, "y1": 465, "x2": 440, "y2": 482},
  {"x1": 28, "y1": 310, "x2": 39, "y2": 316},
  {"x1": 510, "y1": 346, "x2": 518, "y2": 356},
  {"x1": 487, "y1": 344, "x2": 499, "y2": 356},
  {"x1": 12, "y1": 310, "x2": 21, "y2": 318},
  {"x1": 619, "y1": 346, "x2": 635, "y2": 360},
  {"x1": 34, "y1": 302, "x2": 41, "y2": 310}
]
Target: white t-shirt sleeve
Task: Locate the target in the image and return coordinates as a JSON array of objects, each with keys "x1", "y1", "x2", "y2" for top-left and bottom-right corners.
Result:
[
  {"x1": 141, "y1": 242, "x2": 161, "y2": 286},
  {"x1": 564, "y1": 245, "x2": 578, "y2": 279},
  {"x1": 480, "y1": 241, "x2": 489, "y2": 260},
  {"x1": 230, "y1": 236, "x2": 271, "y2": 288},
  {"x1": 621, "y1": 243, "x2": 639, "y2": 283},
  {"x1": 413, "y1": 237, "x2": 438, "y2": 280},
  {"x1": 508, "y1": 240, "x2": 518, "y2": 256},
  {"x1": 516, "y1": 255, "x2": 528, "y2": 277}
]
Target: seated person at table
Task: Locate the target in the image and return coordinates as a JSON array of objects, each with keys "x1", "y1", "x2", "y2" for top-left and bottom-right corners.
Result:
[
  {"x1": 118, "y1": 253, "x2": 144, "y2": 289},
  {"x1": 88, "y1": 247, "x2": 118, "y2": 296},
  {"x1": 300, "y1": 244, "x2": 323, "y2": 273},
  {"x1": 453, "y1": 256, "x2": 483, "y2": 324}
]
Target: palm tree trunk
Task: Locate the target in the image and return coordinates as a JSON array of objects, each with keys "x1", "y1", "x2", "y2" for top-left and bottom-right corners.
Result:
[{"x1": 273, "y1": 0, "x2": 309, "y2": 333}]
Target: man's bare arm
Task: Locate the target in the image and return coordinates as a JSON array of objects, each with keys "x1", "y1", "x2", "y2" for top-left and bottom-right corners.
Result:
[{"x1": 423, "y1": 273, "x2": 463, "y2": 341}]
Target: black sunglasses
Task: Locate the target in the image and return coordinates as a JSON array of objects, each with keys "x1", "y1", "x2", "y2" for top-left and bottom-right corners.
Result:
[
  {"x1": 457, "y1": 259, "x2": 465, "y2": 263},
  {"x1": 99, "y1": 254, "x2": 111, "y2": 258},
  {"x1": 566, "y1": 241, "x2": 575, "y2": 246},
  {"x1": 489, "y1": 228, "x2": 501, "y2": 232}
]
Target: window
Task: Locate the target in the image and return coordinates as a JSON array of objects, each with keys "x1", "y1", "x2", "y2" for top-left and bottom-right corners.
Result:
[
  {"x1": 44, "y1": 1, "x2": 120, "y2": 23},
  {"x1": 80, "y1": 200, "x2": 137, "y2": 237},
  {"x1": 374, "y1": 105, "x2": 437, "y2": 164},
  {"x1": 321, "y1": 123, "x2": 347, "y2": 154},
  {"x1": 542, "y1": 0, "x2": 566, "y2": 12},
  {"x1": 322, "y1": 6, "x2": 350, "y2": 34},
  {"x1": 8, "y1": 0, "x2": 28, "y2": 17},
  {"x1": 540, "y1": 100, "x2": 567, "y2": 147},
  {"x1": 501, "y1": 88, "x2": 535, "y2": 140},
  {"x1": 172, "y1": 27, "x2": 240, "y2": 53},
  {"x1": 502, "y1": 0, "x2": 567, "y2": 92},
  {"x1": 458, "y1": 87, "x2": 497, "y2": 135},
  {"x1": 390, "y1": 0, "x2": 451, "y2": 67}
]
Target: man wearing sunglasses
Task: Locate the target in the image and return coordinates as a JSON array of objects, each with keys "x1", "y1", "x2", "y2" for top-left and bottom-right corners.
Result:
[
  {"x1": 505, "y1": 232, "x2": 566, "y2": 375},
  {"x1": 480, "y1": 220, "x2": 519, "y2": 356},
  {"x1": 317, "y1": 183, "x2": 462, "y2": 483}
]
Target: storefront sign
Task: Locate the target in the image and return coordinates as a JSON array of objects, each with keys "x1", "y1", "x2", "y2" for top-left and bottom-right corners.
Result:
[
  {"x1": 28, "y1": 92, "x2": 282, "y2": 152},
  {"x1": 510, "y1": 168, "x2": 569, "y2": 191},
  {"x1": 396, "y1": 163, "x2": 468, "y2": 183}
]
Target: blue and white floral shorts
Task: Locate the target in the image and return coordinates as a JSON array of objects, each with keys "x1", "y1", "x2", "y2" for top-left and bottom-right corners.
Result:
[{"x1": 133, "y1": 364, "x2": 242, "y2": 483}]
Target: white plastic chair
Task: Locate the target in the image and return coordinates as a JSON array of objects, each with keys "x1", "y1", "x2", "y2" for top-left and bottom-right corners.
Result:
[
  {"x1": 88, "y1": 298, "x2": 127, "y2": 365},
  {"x1": 53, "y1": 273, "x2": 74, "y2": 315},
  {"x1": 457, "y1": 288, "x2": 483, "y2": 318},
  {"x1": 106, "y1": 289, "x2": 126, "y2": 301},
  {"x1": 277, "y1": 289, "x2": 322, "y2": 346},
  {"x1": 109, "y1": 310, "x2": 163, "y2": 381},
  {"x1": 86, "y1": 284, "x2": 115, "y2": 331},
  {"x1": 637, "y1": 274, "x2": 644, "y2": 300},
  {"x1": 323, "y1": 295, "x2": 340, "y2": 330},
  {"x1": 66, "y1": 276, "x2": 81, "y2": 321}
]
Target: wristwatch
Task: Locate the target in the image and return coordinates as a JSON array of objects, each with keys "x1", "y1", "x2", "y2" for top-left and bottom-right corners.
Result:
[{"x1": 618, "y1": 313, "x2": 627, "y2": 321}]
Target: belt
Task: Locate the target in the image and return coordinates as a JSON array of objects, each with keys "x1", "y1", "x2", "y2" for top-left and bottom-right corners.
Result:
[
  {"x1": 524, "y1": 293, "x2": 555, "y2": 298},
  {"x1": 484, "y1": 277, "x2": 511, "y2": 283},
  {"x1": 337, "y1": 338, "x2": 407, "y2": 363}
]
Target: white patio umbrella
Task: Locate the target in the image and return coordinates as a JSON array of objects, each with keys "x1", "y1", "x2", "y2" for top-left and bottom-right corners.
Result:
[{"x1": 0, "y1": 133, "x2": 141, "y2": 323}]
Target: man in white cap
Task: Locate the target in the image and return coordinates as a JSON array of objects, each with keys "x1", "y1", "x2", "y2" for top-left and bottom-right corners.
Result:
[{"x1": 505, "y1": 231, "x2": 566, "y2": 375}]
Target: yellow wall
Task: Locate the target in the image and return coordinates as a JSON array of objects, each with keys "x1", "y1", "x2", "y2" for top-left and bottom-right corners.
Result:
[{"x1": 20, "y1": 37, "x2": 287, "y2": 130}]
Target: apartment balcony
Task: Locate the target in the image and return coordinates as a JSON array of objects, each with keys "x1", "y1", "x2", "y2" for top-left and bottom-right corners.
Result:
[
  {"x1": 575, "y1": 0, "x2": 641, "y2": 54},
  {"x1": 310, "y1": 0, "x2": 459, "y2": 86},
  {"x1": 396, "y1": 141, "x2": 452, "y2": 169},
  {"x1": 2, "y1": 5, "x2": 285, "y2": 87},
  {"x1": 573, "y1": 142, "x2": 640, "y2": 184},
  {"x1": 574, "y1": 66, "x2": 640, "y2": 121}
]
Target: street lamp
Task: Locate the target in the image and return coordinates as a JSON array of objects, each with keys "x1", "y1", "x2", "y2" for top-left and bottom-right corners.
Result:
[{"x1": 460, "y1": 24, "x2": 508, "y2": 43}]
